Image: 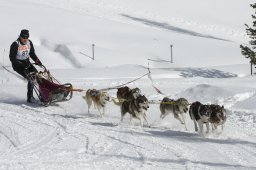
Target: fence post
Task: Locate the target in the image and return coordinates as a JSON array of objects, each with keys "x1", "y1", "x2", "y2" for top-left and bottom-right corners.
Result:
[
  {"x1": 170, "y1": 44, "x2": 173, "y2": 63},
  {"x1": 92, "y1": 44, "x2": 95, "y2": 60}
]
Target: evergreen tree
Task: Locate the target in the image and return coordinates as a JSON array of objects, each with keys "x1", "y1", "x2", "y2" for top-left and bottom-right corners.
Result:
[{"x1": 240, "y1": 3, "x2": 256, "y2": 75}]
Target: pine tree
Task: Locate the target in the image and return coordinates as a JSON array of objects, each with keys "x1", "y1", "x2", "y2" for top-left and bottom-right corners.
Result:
[{"x1": 240, "y1": 3, "x2": 256, "y2": 75}]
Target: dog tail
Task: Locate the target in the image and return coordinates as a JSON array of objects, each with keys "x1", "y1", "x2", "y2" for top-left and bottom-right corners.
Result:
[{"x1": 112, "y1": 98, "x2": 123, "y2": 106}]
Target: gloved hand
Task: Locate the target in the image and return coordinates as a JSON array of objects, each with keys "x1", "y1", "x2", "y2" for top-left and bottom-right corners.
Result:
[{"x1": 35, "y1": 59, "x2": 42, "y2": 66}]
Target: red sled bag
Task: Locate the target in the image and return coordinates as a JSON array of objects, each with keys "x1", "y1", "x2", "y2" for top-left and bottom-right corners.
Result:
[{"x1": 26, "y1": 64, "x2": 73, "y2": 106}]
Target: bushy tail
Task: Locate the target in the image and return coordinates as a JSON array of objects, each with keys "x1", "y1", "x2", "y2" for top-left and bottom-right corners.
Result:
[{"x1": 112, "y1": 98, "x2": 124, "y2": 106}]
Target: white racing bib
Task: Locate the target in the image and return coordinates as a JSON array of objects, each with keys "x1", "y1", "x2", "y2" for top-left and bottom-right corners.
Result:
[{"x1": 16, "y1": 40, "x2": 31, "y2": 60}]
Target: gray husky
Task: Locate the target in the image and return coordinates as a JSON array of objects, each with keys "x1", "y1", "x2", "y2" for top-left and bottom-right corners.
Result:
[
  {"x1": 208, "y1": 104, "x2": 227, "y2": 133},
  {"x1": 160, "y1": 97, "x2": 189, "y2": 130}
]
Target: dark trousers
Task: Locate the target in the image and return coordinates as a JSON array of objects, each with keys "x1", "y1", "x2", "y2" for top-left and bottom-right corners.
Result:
[{"x1": 12, "y1": 60, "x2": 37, "y2": 99}]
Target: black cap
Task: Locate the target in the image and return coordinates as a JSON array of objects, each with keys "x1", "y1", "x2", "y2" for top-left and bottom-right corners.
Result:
[{"x1": 20, "y1": 29, "x2": 29, "y2": 38}]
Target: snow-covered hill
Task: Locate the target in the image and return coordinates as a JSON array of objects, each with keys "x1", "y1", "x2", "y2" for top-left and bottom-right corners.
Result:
[
  {"x1": 0, "y1": 0, "x2": 255, "y2": 169},
  {"x1": 0, "y1": 0, "x2": 252, "y2": 68}
]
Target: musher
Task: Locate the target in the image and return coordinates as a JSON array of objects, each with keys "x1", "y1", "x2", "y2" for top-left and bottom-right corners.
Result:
[{"x1": 9, "y1": 29, "x2": 43, "y2": 103}]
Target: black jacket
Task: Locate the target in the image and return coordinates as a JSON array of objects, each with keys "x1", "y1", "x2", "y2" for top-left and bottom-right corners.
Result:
[{"x1": 9, "y1": 38, "x2": 39, "y2": 70}]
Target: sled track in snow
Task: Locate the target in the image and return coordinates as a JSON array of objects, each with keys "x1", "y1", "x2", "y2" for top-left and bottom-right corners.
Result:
[
  {"x1": 2, "y1": 104, "x2": 129, "y2": 167},
  {"x1": 8, "y1": 104, "x2": 62, "y2": 154},
  {"x1": 0, "y1": 129, "x2": 18, "y2": 148}
]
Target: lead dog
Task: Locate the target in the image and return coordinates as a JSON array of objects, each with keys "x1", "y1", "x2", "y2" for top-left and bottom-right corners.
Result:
[
  {"x1": 189, "y1": 101, "x2": 212, "y2": 134},
  {"x1": 83, "y1": 89, "x2": 111, "y2": 116},
  {"x1": 120, "y1": 95, "x2": 149, "y2": 126},
  {"x1": 160, "y1": 97, "x2": 189, "y2": 130},
  {"x1": 209, "y1": 104, "x2": 227, "y2": 133},
  {"x1": 189, "y1": 102, "x2": 227, "y2": 134},
  {"x1": 117, "y1": 86, "x2": 141, "y2": 102}
]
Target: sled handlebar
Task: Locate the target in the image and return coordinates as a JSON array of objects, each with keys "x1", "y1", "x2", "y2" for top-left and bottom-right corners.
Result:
[{"x1": 31, "y1": 63, "x2": 47, "y2": 70}]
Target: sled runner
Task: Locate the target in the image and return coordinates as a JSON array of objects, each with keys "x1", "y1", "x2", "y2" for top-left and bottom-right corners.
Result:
[{"x1": 26, "y1": 64, "x2": 73, "y2": 106}]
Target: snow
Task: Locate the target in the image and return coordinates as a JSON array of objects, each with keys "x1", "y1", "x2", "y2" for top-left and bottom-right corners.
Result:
[{"x1": 0, "y1": 0, "x2": 256, "y2": 169}]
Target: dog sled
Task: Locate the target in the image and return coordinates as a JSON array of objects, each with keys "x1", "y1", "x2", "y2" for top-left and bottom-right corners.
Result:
[{"x1": 26, "y1": 64, "x2": 73, "y2": 106}]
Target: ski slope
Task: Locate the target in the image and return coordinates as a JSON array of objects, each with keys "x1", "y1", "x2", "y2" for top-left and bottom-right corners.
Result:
[{"x1": 0, "y1": 0, "x2": 256, "y2": 169}]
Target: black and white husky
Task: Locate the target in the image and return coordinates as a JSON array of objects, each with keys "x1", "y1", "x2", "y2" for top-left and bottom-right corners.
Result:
[
  {"x1": 116, "y1": 86, "x2": 141, "y2": 102},
  {"x1": 118, "y1": 95, "x2": 149, "y2": 126},
  {"x1": 189, "y1": 102, "x2": 227, "y2": 134},
  {"x1": 160, "y1": 97, "x2": 189, "y2": 130},
  {"x1": 189, "y1": 101, "x2": 212, "y2": 134}
]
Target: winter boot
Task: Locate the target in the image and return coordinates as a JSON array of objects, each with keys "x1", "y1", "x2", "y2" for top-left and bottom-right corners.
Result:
[
  {"x1": 27, "y1": 80, "x2": 35, "y2": 103},
  {"x1": 27, "y1": 96, "x2": 37, "y2": 103}
]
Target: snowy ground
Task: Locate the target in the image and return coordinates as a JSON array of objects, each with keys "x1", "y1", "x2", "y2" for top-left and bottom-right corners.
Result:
[
  {"x1": 0, "y1": 0, "x2": 256, "y2": 169},
  {"x1": 0, "y1": 67, "x2": 255, "y2": 170}
]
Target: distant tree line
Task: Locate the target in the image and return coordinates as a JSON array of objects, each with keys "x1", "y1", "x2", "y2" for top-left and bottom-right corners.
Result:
[{"x1": 240, "y1": 3, "x2": 256, "y2": 75}]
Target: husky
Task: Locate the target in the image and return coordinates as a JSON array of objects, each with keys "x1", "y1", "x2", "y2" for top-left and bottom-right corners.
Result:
[
  {"x1": 119, "y1": 94, "x2": 149, "y2": 126},
  {"x1": 189, "y1": 101, "x2": 212, "y2": 134},
  {"x1": 83, "y1": 89, "x2": 111, "y2": 116},
  {"x1": 160, "y1": 97, "x2": 189, "y2": 130},
  {"x1": 209, "y1": 104, "x2": 227, "y2": 133},
  {"x1": 117, "y1": 86, "x2": 141, "y2": 102}
]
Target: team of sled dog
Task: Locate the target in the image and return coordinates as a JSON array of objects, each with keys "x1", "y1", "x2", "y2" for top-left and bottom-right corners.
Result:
[{"x1": 82, "y1": 86, "x2": 227, "y2": 134}]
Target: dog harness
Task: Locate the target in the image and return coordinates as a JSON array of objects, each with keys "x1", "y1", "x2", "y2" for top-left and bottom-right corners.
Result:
[{"x1": 15, "y1": 40, "x2": 31, "y2": 60}]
